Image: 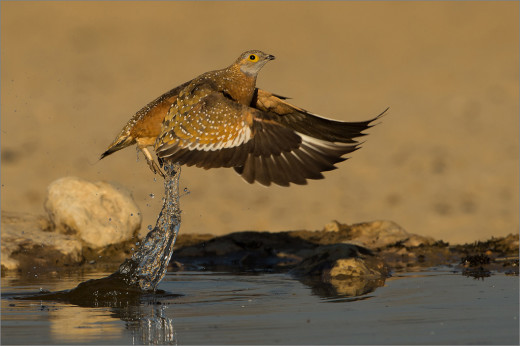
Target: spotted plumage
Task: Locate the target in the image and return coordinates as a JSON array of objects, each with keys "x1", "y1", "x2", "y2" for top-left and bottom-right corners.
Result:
[{"x1": 101, "y1": 50, "x2": 387, "y2": 186}]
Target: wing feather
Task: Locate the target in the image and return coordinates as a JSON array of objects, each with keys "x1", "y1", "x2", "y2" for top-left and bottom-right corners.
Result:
[
  {"x1": 253, "y1": 89, "x2": 386, "y2": 143},
  {"x1": 155, "y1": 85, "x2": 384, "y2": 186}
]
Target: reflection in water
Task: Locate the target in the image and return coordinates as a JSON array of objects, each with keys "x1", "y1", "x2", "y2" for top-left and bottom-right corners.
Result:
[
  {"x1": 49, "y1": 305, "x2": 122, "y2": 343},
  {"x1": 4, "y1": 271, "x2": 518, "y2": 345},
  {"x1": 299, "y1": 275, "x2": 386, "y2": 299},
  {"x1": 41, "y1": 295, "x2": 178, "y2": 345},
  {"x1": 328, "y1": 277, "x2": 386, "y2": 297},
  {"x1": 127, "y1": 304, "x2": 177, "y2": 345},
  {"x1": 7, "y1": 270, "x2": 387, "y2": 344}
]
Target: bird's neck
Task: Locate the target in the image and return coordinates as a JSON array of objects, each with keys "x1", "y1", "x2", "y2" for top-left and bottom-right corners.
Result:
[{"x1": 221, "y1": 65, "x2": 257, "y2": 105}]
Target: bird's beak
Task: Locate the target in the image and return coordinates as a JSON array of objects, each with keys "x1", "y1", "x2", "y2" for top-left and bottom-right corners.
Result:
[{"x1": 266, "y1": 54, "x2": 276, "y2": 61}]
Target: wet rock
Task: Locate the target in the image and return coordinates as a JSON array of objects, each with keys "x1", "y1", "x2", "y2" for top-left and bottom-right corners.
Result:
[
  {"x1": 171, "y1": 223, "x2": 518, "y2": 283},
  {"x1": 172, "y1": 230, "x2": 390, "y2": 286},
  {"x1": 171, "y1": 221, "x2": 433, "y2": 275},
  {"x1": 172, "y1": 230, "x2": 390, "y2": 297},
  {"x1": 290, "y1": 244, "x2": 389, "y2": 279},
  {"x1": 173, "y1": 231, "x2": 316, "y2": 271},
  {"x1": 452, "y1": 233, "x2": 520, "y2": 256},
  {"x1": 44, "y1": 177, "x2": 141, "y2": 248},
  {"x1": 1, "y1": 211, "x2": 83, "y2": 272},
  {"x1": 460, "y1": 254, "x2": 491, "y2": 267},
  {"x1": 298, "y1": 255, "x2": 388, "y2": 297},
  {"x1": 289, "y1": 243, "x2": 389, "y2": 298},
  {"x1": 452, "y1": 235, "x2": 520, "y2": 278}
]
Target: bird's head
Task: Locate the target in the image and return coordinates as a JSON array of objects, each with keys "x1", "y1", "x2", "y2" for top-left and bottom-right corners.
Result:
[{"x1": 235, "y1": 50, "x2": 275, "y2": 76}]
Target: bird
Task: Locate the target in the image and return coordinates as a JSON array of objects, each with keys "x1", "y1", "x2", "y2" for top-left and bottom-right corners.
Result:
[{"x1": 101, "y1": 50, "x2": 387, "y2": 186}]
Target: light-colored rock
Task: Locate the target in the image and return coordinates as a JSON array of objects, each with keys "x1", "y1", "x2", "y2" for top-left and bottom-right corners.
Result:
[
  {"x1": 346, "y1": 220, "x2": 436, "y2": 249},
  {"x1": 44, "y1": 177, "x2": 141, "y2": 248},
  {"x1": 1, "y1": 211, "x2": 83, "y2": 270},
  {"x1": 323, "y1": 220, "x2": 341, "y2": 232}
]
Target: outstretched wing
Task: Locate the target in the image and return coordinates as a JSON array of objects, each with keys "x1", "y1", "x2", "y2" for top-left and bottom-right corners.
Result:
[
  {"x1": 230, "y1": 89, "x2": 386, "y2": 186},
  {"x1": 253, "y1": 89, "x2": 387, "y2": 143},
  {"x1": 155, "y1": 84, "x2": 384, "y2": 186}
]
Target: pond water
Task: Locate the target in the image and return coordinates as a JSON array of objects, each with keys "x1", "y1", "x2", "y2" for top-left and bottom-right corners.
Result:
[{"x1": 1, "y1": 268, "x2": 518, "y2": 345}]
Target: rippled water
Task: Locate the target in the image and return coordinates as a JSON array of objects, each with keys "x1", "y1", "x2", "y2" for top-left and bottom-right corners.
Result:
[{"x1": 2, "y1": 269, "x2": 518, "y2": 345}]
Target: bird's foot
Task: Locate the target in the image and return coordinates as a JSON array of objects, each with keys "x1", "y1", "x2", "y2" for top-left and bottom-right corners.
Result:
[{"x1": 148, "y1": 159, "x2": 166, "y2": 178}]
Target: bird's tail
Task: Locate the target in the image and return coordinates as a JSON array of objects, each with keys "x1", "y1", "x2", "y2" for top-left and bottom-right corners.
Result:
[{"x1": 99, "y1": 136, "x2": 135, "y2": 160}]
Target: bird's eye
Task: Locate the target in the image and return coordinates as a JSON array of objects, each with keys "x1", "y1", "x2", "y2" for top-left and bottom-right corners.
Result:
[{"x1": 249, "y1": 54, "x2": 258, "y2": 61}]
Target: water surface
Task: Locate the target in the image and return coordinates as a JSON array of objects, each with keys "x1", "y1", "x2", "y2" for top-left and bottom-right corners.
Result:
[{"x1": 1, "y1": 269, "x2": 518, "y2": 345}]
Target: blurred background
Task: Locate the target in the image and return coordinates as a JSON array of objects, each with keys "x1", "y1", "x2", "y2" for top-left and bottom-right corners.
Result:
[{"x1": 1, "y1": 1, "x2": 518, "y2": 244}]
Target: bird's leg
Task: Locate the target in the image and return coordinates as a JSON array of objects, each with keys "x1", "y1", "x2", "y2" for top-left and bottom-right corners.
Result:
[{"x1": 140, "y1": 147, "x2": 166, "y2": 178}]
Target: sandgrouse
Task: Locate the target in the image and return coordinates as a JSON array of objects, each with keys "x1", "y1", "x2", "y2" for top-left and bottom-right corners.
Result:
[{"x1": 101, "y1": 50, "x2": 386, "y2": 186}]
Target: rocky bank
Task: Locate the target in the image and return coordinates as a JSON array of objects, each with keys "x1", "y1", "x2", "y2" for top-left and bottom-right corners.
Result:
[{"x1": 1, "y1": 178, "x2": 518, "y2": 296}]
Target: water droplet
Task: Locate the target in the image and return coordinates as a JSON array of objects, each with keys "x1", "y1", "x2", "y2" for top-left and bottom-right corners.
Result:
[
  {"x1": 149, "y1": 193, "x2": 155, "y2": 198},
  {"x1": 135, "y1": 242, "x2": 140, "y2": 246},
  {"x1": 131, "y1": 213, "x2": 134, "y2": 216},
  {"x1": 109, "y1": 218, "x2": 112, "y2": 221},
  {"x1": 147, "y1": 225, "x2": 153, "y2": 231},
  {"x1": 131, "y1": 247, "x2": 135, "y2": 251}
]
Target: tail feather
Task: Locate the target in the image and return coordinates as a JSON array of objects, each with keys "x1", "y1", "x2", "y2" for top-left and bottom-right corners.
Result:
[{"x1": 100, "y1": 136, "x2": 135, "y2": 160}]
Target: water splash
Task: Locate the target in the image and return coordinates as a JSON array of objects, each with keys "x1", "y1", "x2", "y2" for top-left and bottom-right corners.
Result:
[
  {"x1": 118, "y1": 161, "x2": 182, "y2": 291},
  {"x1": 18, "y1": 162, "x2": 182, "y2": 304}
]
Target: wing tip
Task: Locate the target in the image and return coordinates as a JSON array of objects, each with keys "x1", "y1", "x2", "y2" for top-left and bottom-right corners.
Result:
[{"x1": 369, "y1": 107, "x2": 390, "y2": 127}]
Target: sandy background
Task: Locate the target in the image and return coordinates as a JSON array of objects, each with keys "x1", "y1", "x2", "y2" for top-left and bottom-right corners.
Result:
[{"x1": 1, "y1": 2, "x2": 518, "y2": 244}]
